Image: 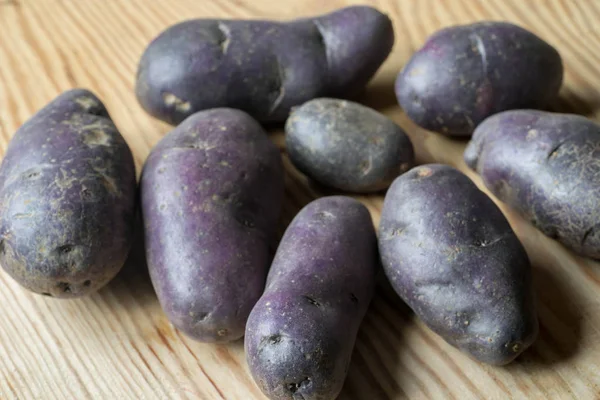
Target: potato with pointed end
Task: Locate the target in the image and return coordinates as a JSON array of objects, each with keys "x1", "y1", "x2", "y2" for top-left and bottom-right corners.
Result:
[
  {"x1": 396, "y1": 22, "x2": 563, "y2": 136},
  {"x1": 465, "y1": 110, "x2": 600, "y2": 259},
  {"x1": 379, "y1": 164, "x2": 538, "y2": 365},
  {"x1": 0, "y1": 89, "x2": 136, "y2": 298},
  {"x1": 136, "y1": 6, "x2": 394, "y2": 125},
  {"x1": 141, "y1": 108, "x2": 284, "y2": 342},
  {"x1": 285, "y1": 98, "x2": 414, "y2": 193},
  {"x1": 245, "y1": 196, "x2": 378, "y2": 400}
]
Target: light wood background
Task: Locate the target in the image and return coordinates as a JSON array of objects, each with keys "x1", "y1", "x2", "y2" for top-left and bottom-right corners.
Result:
[{"x1": 0, "y1": 0, "x2": 599, "y2": 399}]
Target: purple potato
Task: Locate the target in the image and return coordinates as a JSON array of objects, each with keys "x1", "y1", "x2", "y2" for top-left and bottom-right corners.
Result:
[
  {"x1": 285, "y1": 98, "x2": 414, "y2": 193},
  {"x1": 379, "y1": 164, "x2": 537, "y2": 365},
  {"x1": 465, "y1": 110, "x2": 600, "y2": 259},
  {"x1": 141, "y1": 108, "x2": 284, "y2": 342},
  {"x1": 245, "y1": 196, "x2": 378, "y2": 400},
  {"x1": 396, "y1": 22, "x2": 563, "y2": 136},
  {"x1": 0, "y1": 89, "x2": 136, "y2": 298},
  {"x1": 136, "y1": 6, "x2": 394, "y2": 125}
]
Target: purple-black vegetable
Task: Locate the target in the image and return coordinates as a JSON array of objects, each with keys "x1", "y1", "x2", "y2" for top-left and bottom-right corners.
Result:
[
  {"x1": 0, "y1": 89, "x2": 136, "y2": 298},
  {"x1": 285, "y1": 98, "x2": 414, "y2": 193},
  {"x1": 141, "y1": 108, "x2": 284, "y2": 342},
  {"x1": 246, "y1": 196, "x2": 378, "y2": 400},
  {"x1": 136, "y1": 6, "x2": 394, "y2": 125},
  {"x1": 396, "y1": 22, "x2": 563, "y2": 136},
  {"x1": 465, "y1": 109, "x2": 600, "y2": 259},
  {"x1": 379, "y1": 164, "x2": 538, "y2": 365}
]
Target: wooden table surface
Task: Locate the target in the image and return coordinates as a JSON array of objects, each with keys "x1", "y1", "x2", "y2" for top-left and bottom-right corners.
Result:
[{"x1": 1, "y1": 0, "x2": 599, "y2": 399}]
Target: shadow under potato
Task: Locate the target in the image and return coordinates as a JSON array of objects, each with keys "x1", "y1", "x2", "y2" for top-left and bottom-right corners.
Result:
[
  {"x1": 306, "y1": 178, "x2": 390, "y2": 198},
  {"x1": 339, "y1": 261, "x2": 584, "y2": 400},
  {"x1": 338, "y1": 275, "x2": 413, "y2": 400},
  {"x1": 547, "y1": 90, "x2": 600, "y2": 117},
  {"x1": 353, "y1": 76, "x2": 399, "y2": 112},
  {"x1": 100, "y1": 211, "x2": 157, "y2": 308},
  {"x1": 506, "y1": 265, "x2": 582, "y2": 368},
  {"x1": 275, "y1": 158, "x2": 325, "y2": 242}
]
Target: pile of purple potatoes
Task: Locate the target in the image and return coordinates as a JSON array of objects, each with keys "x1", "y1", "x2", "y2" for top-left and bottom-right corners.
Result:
[{"x1": 1, "y1": 5, "x2": 597, "y2": 400}]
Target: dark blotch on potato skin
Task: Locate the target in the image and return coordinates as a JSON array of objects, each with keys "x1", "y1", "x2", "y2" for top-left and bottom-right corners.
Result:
[
  {"x1": 396, "y1": 21, "x2": 563, "y2": 136},
  {"x1": 285, "y1": 98, "x2": 414, "y2": 193},
  {"x1": 135, "y1": 6, "x2": 394, "y2": 125},
  {"x1": 0, "y1": 89, "x2": 137, "y2": 298},
  {"x1": 465, "y1": 110, "x2": 600, "y2": 259},
  {"x1": 141, "y1": 108, "x2": 284, "y2": 343},
  {"x1": 245, "y1": 196, "x2": 378, "y2": 400},
  {"x1": 379, "y1": 164, "x2": 538, "y2": 365}
]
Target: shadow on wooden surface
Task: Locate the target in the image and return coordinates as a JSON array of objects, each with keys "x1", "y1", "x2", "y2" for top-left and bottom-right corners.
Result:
[
  {"x1": 338, "y1": 275, "x2": 413, "y2": 400},
  {"x1": 549, "y1": 89, "x2": 600, "y2": 117},
  {"x1": 304, "y1": 177, "x2": 390, "y2": 199},
  {"x1": 355, "y1": 73, "x2": 399, "y2": 112},
  {"x1": 508, "y1": 266, "x2": 583, "y2": 367},
  {"x1": 101, "y1": 211, "x2": 157, "y2": 308},
  {"x1": 339, "y1": 258, "x2": 589, "y2": 399},
  {"x1": 276, "y1": 154, "x2": 324, "y2": 238}
]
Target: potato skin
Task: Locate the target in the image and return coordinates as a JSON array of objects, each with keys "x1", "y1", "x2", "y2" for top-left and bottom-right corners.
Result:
[
  {"x1": 0, "y1": 89, "x2": 136, "y2": 298},
  {"x1": 379, "y1": 164, "x2": 537, "y2": 365},
  {"x1": 285, "y1": 98, "x2": 414, "y2": 193},
  {"x1": 136, "y1": 6, "x2": 394, "y2": 125},
  {"x1": 141, "y1": 109, "x2": 283, "y2": 342},
  {"x1": 465, "y1": 110, "x2": 600, "y2": 259},
  {"x1": 245, "y1": 196, "x2": 378, "y2": 400},
  {"x1": 396, "y1": 22, "x2": 563, "y2": 136}
]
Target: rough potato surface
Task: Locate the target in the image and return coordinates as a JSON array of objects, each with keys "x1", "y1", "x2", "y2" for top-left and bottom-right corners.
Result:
[
  {"x1": 396, "y1": 22, "x2": 563, "y2": 136},
  {"x1": 136, "y1": 6, "x2": 394, "y2": 125},
  {"x1": 245, "y1": 196, "x2": 378, "y2": 400},
  {"x1": 285, "y1": 98, "x2": 414, "y2": 193},
  {"x1": 0, "y1": 89, "x2": 136, "y2": 297},
  {"x1": 141, "y1": 108, "x2": 284, "y2": 342},
  {"x1": 379, "y1": 164, "x2": 538, "y2": 364},
  {"x1": 465, "y1": 110, "x2": 600, "y2": 259}
]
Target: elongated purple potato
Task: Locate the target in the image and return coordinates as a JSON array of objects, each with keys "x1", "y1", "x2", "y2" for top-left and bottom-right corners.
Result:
[
  {"x1": 0, "y1": 89, "x2": 136, "y2": 298},
  {"x1": 136, "y1": 6, "x2": 394, "y2": 125},
  {"x1": 245, "y1": 196, "x2": 378, "y2": 400},
  {"x1": 379, "y1": 165, "x2": 537, "y2": 365},
  {"x1": 465, "y1": 110, "x2": 600, "y2": 259},
  {"x1": 396, "y1": 22, "x2": 563, "y2": 136},
  {"x1": 141, "y1": 109, "x2": 284, "y2": 342}
]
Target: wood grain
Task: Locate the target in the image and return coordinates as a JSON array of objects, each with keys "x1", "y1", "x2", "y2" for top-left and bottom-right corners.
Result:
[{"x1": 0, "y1": 0, "x2": 599, "y2": 399}]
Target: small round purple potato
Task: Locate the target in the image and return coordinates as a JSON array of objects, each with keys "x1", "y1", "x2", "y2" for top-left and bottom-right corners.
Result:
[
  {"x1": 285, "y1": 98, "x2": 414, "y2": 193},
  {"x1": 379, "y1": 164, "x2": 538, "y2": 365},
  {"x1": 245, "y1": 196, "x2": 378, "y2": 400},
  {"x1": 396, "y1": 22, "x2": 563, "y2": 136},
  {"x1": 465, "y1": 110, "x2": 600, "y2": 259},
  {"x1": 136, "y1": 6, "x2": 394, "y2": 125},
  {"x1": 141, "y1": 109, "x2": 284, "y2": 342},
  {"x1": 0, "y1": 89, "x2": 136, "y2": 298}
]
